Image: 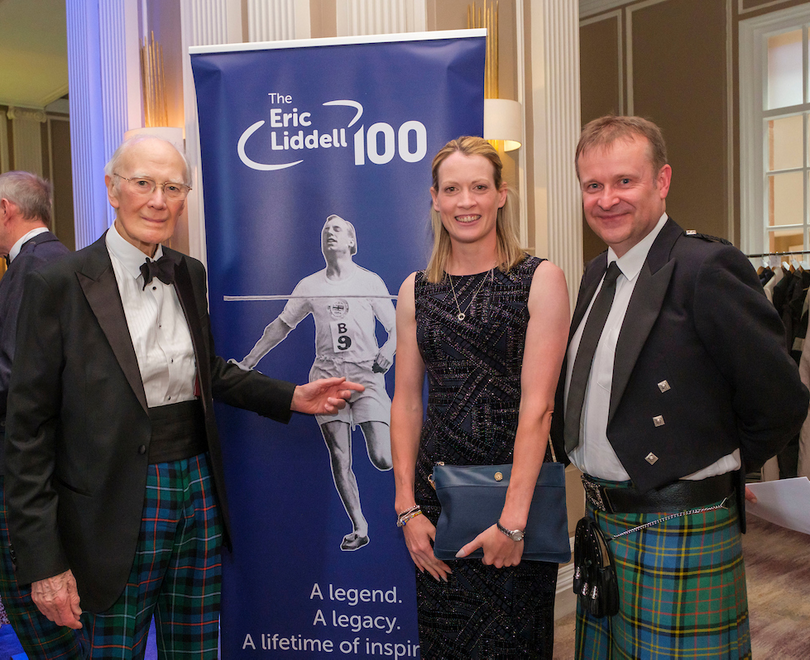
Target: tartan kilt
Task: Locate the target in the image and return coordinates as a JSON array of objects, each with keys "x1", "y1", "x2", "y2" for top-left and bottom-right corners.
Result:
[{"x1": 575, "y1": 491, "x2": 751, "y2": 660}]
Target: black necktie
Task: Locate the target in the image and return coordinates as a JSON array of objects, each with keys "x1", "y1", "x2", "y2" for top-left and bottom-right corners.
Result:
[
  {"x1": 564, "y1": 261, "x2": 622, "y2": 453},
  {"x1": 140, "y1": 255, "x2": 176, "y2": 290}
]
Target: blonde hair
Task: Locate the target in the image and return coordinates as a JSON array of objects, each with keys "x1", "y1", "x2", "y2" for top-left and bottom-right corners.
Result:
[{"x1": 425, "y1": 136, "x2": 524, "y2": 283}]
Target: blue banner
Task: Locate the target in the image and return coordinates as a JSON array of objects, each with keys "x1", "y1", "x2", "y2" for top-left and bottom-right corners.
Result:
[{"x1": 191, "y1": 31, "x2": 485, "y2": 659}]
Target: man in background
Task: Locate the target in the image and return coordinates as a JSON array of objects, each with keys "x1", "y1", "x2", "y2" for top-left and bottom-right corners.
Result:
[{"x1": 0, "y1": 171, "x2": 80, "y2": 659}]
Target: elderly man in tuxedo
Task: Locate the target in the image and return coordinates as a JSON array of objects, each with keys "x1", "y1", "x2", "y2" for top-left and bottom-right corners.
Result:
[
  {"x1": 5, "y1": 135, "x2": 362, "y2": 658},
  {"x1": 0, "y1": 171, "x2": 81, "y2": 659},
  {"x1": 551, "y1": 115, "x2": 808, "y2": 659}
]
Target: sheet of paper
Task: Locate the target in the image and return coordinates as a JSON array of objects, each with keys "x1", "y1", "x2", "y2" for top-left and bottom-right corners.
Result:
[{"x1": 746, "y1": 477, "x2": 810, "y2": 535}]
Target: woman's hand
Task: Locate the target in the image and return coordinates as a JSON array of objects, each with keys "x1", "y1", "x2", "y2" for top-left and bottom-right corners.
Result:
[
  {"x1": 402, "y1": 514, "x2": 453, "y2": 582},
  {"x1": 456, "y1": 524, "x2": 524, "y2": 568}
]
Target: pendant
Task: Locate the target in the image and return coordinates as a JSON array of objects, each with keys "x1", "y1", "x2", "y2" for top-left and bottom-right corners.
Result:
[{"x1": 457, "y1": 312, "x2": 466, "y2": 321}]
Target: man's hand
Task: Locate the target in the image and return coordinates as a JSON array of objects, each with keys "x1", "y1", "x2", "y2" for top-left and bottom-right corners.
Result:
[
  {"x1": 31, "y1": 570, "x2": 82, "y2": 629},
  {"x1": 744, "y1": 485, "x2": 757, "y2": 503},
  {"x1": 291, "y1": 377, "x2": 364, "y2": 415}
]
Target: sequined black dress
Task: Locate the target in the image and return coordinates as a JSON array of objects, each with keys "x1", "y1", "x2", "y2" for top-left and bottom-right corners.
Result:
[{"x1": 413, "y1": 257, "x2": 557, "y2": 659}]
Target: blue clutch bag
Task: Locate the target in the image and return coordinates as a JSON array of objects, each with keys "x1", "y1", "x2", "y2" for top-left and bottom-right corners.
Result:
[{"x1": 432, "y1": 462, "x2": 571, "y2": 563}]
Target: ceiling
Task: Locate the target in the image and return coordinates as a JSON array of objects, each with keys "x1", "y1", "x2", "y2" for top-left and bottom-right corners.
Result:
[{"x1": 0, "y1": 0, "x2": 68, "y2": 109}]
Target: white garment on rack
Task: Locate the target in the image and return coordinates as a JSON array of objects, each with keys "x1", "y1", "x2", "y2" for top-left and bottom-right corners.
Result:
[
  {"x1": 763, "y1": 266, "x2": 784, "y2": 304},
  {"x1": 761, "y1": 266, "x2": 789, "y2": 480},
  {"x1": 798, "y1": 325, "x2": 810, "y2": 480}
]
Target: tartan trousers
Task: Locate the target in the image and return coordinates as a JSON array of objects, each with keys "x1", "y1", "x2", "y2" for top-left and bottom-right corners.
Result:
[
  {"x1": 0, "y1": 475, "x2": 83, "y2": 660},
  {"x1": 80, "y1": 453, "x2": 223, "y2": 660},
  {"x1": 575, "y1": 487, "x2": 751, "y2": 660}
]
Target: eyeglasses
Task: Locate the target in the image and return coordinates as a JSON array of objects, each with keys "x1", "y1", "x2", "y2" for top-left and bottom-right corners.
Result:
[{"x1": 114, "y1": 174, "x2": 191, "y2": 201}]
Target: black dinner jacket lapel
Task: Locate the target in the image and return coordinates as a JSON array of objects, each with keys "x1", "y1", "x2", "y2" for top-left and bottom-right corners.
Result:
[
  {"x1": 608, "y1": 218, "x2": 680, "y2": 423},
  {"x1": 77, "y1": 236, "x2": 148, "y2": 412}
]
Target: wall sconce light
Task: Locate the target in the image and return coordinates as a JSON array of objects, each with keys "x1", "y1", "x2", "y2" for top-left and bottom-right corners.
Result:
[{"x1": 484, "y1": 98, "x2": 523, "y2": 151}]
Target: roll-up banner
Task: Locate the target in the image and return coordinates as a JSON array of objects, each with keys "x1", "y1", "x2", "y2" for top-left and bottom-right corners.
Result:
[{"x1": 190, "y1": 30, "x2": 485, "y2": 659}]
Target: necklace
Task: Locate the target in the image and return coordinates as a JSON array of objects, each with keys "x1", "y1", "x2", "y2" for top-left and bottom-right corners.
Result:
[{"x1": 448, "y1": 268, "x2": 493, "y2": 321}]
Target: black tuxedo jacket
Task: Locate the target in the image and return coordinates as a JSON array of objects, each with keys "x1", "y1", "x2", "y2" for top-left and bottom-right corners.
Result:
[
  {"x1": 5, "y1": 235, "x2": 296, "y2": 612},
  {"x1": 551, "y1": 218, "x2": 809, "y2": 493}
]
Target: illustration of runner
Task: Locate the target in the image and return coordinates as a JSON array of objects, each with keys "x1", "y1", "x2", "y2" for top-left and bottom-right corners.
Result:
[{"x1": 234, "y1": 215, "x2": 396, "y2": 551}]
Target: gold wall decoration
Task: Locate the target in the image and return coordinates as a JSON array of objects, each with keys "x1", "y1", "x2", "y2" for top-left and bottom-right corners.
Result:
[
  {"x1": 140, "y1": 31, "x2": 168, "y2": 128},
  {"x1": 467, "y1": 1, "x2": 498, "y2": 99}
]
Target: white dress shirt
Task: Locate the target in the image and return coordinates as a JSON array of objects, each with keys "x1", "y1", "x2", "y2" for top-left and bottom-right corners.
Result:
[
  {"x1": 566, "y1": 213, "x2": 740, "y2": 481},
  {"x1": 9, "y1": 227, "x2": 49, "y2": 263},
  {"x1": 106, "y1": 225, "x2": 196, "y2": 408}
]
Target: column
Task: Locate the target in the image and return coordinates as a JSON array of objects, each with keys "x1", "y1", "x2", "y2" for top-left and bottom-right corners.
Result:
[
  {"x1": 66, "y1": 0, "x2": 140, "y2": 248},
  {"x1": 66, "y1": 0, "x2": 107, "y2": 248},
  {"x1": 336, "y1": 0, "x2": 426, "y2": 36},
  {"x1": 530, "y1": 0, "x2": 582, "y2": 312},
  {"x1": 247, "y1": 0, "x2": 312, "y2": 41}
]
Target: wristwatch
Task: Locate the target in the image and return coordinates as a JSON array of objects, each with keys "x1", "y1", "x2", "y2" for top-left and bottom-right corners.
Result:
[{"x1": 496, "y1": 520, "x2": 525, "y2": 542}]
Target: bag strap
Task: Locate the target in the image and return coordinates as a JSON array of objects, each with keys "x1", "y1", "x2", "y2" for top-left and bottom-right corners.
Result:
[{"x1": 548, "y1": 437, "x2": 559, "y2": 464}]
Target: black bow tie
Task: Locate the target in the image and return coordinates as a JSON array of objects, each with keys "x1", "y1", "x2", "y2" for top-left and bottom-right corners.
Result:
[{"x1": 140, "y1": 255, "x2": 176, "y2": 290}]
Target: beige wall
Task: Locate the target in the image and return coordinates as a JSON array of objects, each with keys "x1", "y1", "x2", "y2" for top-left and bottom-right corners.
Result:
[
  {"x1": 49, "y1": 116, "x2": 75, "y2": 251},
  {"x1": 0, "y1": 104, "x2": 75, "y2": 267},
  {"x1": 310, "y1": 0, "x2": 337, "y2": 37},
  {"x1": 580, "y1": 0, "x2": 810, "y2": 262}
]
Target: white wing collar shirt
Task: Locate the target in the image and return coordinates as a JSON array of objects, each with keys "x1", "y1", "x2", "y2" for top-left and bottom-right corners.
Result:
[
  {"x1": 106, "y1": 225, "x2": 196, "y2": 409},
  {"x1": 565, "y1": 213, "x2": 740, "y2": 481}
]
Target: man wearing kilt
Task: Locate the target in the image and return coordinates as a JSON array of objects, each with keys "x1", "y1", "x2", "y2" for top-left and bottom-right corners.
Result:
[
  {"x1": 4, "y1": 135, "x2": 362, "y2": 658},
  {"x1": 551, "y1": 115, "x2": 809, "y2": 659}
]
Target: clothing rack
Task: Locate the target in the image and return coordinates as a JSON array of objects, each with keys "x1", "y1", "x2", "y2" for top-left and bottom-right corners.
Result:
[{"x1": 746, "y1": 250, "x2": 810, "y2": 258}]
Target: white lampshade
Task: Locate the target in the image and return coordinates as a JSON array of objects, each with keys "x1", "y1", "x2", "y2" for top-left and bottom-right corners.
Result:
[{"x1": 484, "y1": 99, "x2": 523, "y2": 151}]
